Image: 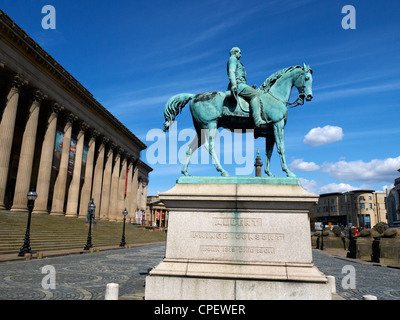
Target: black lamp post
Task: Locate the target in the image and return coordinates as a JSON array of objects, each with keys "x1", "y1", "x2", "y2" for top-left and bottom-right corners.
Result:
[
  {"x1": 320, "y1": 223, "x2": 325, "y2": 251},
  {"x1": 120, "y1": 208, "x2": 128, "y2": 247},
  {"x1": 84, "y1": 198, "x2": 95, "y2": 251},
  {"x1": 18, "y1": 189, "x2": 38, "y2": 257}
]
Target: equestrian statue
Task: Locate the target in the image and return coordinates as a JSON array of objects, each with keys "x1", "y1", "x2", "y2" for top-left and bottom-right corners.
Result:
[{"x1": 163, "y1": 47, "x2": 313, "y2": 178}]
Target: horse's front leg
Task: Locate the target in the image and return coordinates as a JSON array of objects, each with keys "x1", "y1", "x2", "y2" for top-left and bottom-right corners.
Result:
[
  {"x1": 264, "y1": 133, "x2": 275, "y2": 177},
  {"x1": 273, "y1": 120, "x2": 296, "y2": 178}
]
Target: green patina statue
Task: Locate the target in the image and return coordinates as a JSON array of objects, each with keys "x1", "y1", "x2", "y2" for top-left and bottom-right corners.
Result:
[
  {"x1": 163, "y1": 47, "x2": 313, "y2": 178},
  {"x1": 227, "y1": 47, "x2": 266, "y2": 128}
]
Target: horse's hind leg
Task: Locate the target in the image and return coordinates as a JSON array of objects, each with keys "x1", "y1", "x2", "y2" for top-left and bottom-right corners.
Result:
[
  {"x1": 181, "y1": 133, "x2": 202, "y2": 176},
  {"x1": 203, "y1": 124, "x2": 230, "y2": 177}
]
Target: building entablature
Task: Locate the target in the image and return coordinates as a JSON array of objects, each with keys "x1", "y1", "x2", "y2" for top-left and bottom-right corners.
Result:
[{"x1": 0, "y1": 9, "x2": 145, "y2": 159}]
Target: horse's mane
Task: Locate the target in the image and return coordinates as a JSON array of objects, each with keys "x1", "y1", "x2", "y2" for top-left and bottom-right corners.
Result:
[{"x1": 257, "y1": 66, "x2": 301, "y2": 93}]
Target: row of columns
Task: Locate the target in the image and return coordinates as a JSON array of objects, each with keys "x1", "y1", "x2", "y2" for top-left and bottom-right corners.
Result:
[
  {"x1": 148, "y1": 209, "x2": 168, "y2": 229},
  {"x1": 0, "y1": 73, "x2": 149, "y2": 222}
]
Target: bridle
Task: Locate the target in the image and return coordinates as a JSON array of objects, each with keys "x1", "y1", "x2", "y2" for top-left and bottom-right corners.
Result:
[{"x1": 266, "y1": 67, "x2": 309, "y2": 108}]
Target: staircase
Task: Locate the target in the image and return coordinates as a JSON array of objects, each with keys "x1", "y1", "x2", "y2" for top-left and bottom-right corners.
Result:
[{"x1": 0, "y1": 210, "x2": 166, "y2": 256}]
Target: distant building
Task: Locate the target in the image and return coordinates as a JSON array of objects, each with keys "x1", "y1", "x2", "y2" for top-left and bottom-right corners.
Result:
[
  {"x1": 311, "y1": 190, "x2": 387, "y2": 229},
  {"x1": 147, "y1": 196, "x2": 168, "y2": 230},
  {"x1": 386, "y1": 169, "x2": 400, "y2": 227}
]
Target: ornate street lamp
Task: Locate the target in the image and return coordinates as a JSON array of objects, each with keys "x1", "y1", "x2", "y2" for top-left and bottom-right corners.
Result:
[
  {"x1": 84, "y1": 198, "x2": 96, "y2": 251},
  {"x1": 320, "y1": 222, "x2": 325, "y2": 251},
  {"x1": 18, "y1": 189, "x2": 38, "y2": 257},
  {"x1": 120, "y1": 208, "x2": 128, "y2": 247}
]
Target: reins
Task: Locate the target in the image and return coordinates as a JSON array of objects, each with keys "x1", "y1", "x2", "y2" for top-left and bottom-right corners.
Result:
[{"x1": 266, "y1": 68, "x2": 306, "y2": 108}]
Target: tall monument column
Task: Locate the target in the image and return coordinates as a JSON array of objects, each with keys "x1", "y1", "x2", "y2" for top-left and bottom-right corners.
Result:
[
  {"x1": 0, "y1": 74, "x2": 27, "y2": 209},
  {"x1": 78, "y1": 130, "x2": 98, "y2": 218},
  {"x1": 50, "y1": 112, "x2": 77, "y2": 215},
  {"x1": 100, "y1": 143, "x2": 114, "y2": 220},
  {"x1": 11, "y1": 90, "x2": 46, "y2": 212},
  {"x1": 65, "y1": 122, "x2": 88, "y2": 217},
  {"x1": 33, "y1": 103, "x2": 63, "y2": 214}
]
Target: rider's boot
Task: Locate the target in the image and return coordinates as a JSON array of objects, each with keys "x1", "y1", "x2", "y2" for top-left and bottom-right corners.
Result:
[{"x1": 250, "y1": 97, "x2": 266, "y2": 127}]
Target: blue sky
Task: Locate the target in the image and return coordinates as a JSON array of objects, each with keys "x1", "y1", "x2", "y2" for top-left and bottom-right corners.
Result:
[{"x1": 2, "y1": 0, "x2": 399, "y2": 196}]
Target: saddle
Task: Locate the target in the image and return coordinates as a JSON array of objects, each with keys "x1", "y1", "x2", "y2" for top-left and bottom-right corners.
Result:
[{"x1": 223, "y1": 90, "x2": 250, "y2": 118}]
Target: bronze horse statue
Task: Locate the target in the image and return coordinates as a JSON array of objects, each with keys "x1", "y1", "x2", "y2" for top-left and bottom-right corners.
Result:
[{"x1": 163, "y1": 63, "x2": 313, "y2": 177}]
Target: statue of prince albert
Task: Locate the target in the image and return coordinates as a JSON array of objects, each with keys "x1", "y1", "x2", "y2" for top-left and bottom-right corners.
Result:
[
  {"x1": 227, "y1": 47, "x2": 266, "y2": 127},
  {"x1": 163, "y1": 46, "x2": 313, "y2": 177}
]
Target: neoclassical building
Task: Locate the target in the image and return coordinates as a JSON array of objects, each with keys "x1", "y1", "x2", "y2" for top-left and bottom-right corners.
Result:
[{"x1": 0, "y1": 10, "x2": 152, "y2": 222}]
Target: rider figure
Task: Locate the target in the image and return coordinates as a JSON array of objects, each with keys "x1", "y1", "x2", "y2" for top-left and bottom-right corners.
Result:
[{"x1": 227, "y1": 47, "x2": 266, "y2": 127}]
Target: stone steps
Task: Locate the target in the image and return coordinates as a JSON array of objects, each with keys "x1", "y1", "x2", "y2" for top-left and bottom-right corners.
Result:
[{"x1": 0, "y1": 210, "x2": 167, "y2": 256}]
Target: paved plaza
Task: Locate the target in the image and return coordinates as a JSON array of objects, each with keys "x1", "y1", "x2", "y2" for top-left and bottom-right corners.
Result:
[
  {"x1": 312, "y1": 249, "x2": 400, "y2": 300},
  {"x1": 0, "y1": 243, "x2": 399, "y2": 300},
  {"x1": 0, "y1": 243, "x2": 166, "y2": 300}
]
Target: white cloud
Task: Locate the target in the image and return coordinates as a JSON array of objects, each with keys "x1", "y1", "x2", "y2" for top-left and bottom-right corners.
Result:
[
  {"x1": 299, "y1": 178, "x2": 319, "y2": 194},
  {"x1": 303, "y1": 125, "x2": 344, "y2": 146},
  {"x1": 319, "y1": 183, "x2": 358, "y2": 194},
  {"x1": 381, "y1": 184, "x2": 394, "y2": 194},
  {"x1": 321, "y1": 156, "x2": 400, "y2": 183},
  {"x1": 290, "y1": 159, "x2": 320, "y2": 172}
]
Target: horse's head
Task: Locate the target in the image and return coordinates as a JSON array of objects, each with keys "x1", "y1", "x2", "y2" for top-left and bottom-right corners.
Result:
[{"x1": 294, "y1": 63, "x2": 313, "y2": 102}]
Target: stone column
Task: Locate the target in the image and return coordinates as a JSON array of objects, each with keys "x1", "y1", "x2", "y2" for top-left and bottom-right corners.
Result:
[
  {"x1": 11, "y1": 90, "x2": 46, "y2": 212},
  {"x1": 116, "y1": 155, "x2": 127, "y2": 222},
  {"x1": 50, "y1": 113, "x2": 77, "y2": 215},
  {"x1": 141, "y1": 179, "x2": 148, "y2": 211},
  {"x1": 33, "y1": 103, "x2": 63, "y2": 214},
  {"x1": 92, "y1": 136, "x2": 107, "y2": 218},
  {"x1": 124, "y1": 159, "x2": 134, "y2": 222},
  {"x1": 137, "y1": 178, "x2": 144, "y2": 224},
  {"x1": 0, "y1": 75, "x2": 27, "y2": 209},
  {"x1": 78, "y1": 130, "x2": 98, "y2": 218},
  {"x1": 65, "y1": 122, "x2": 88, "y2": 217},
  {"x1": 108, "y1": 149, "x2": 121, "y2": 222},
  {"x1": 141, "y1": 179, "x2": 148, "y2": 224},
  {"x1": 100, "y1": 143, "x2": 114, "y2": 220},
  {"x1": 130, "y1": 165, "x2": 139, "y2": 223}
]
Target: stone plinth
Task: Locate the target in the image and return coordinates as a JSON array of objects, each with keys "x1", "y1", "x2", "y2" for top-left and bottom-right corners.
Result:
[{"x1": 145, "y1": 177, "x2": 331, "y2": 300}]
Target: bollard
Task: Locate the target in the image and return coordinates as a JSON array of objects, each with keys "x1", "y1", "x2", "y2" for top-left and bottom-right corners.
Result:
[
  {"x1": 363, "y1": 295, "x2": 377, "y2": 300},
  {"x1": 327, "y1": 275, "x2": 336, "y2": 294},
  {"x1": 105, "y1": 283, "x2": 119, "y2": 300}
]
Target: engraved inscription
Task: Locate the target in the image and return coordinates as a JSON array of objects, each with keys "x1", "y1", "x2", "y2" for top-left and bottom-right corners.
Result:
[
  {"x1": 201, "y1": 245, "x2": 275, "y2": 254},
  {"x1": 213, "y1": 217, "x2": 262, "y2": 227},
  {"x1": 191, "y1": 231, "x2": 284, "y2": 241}
]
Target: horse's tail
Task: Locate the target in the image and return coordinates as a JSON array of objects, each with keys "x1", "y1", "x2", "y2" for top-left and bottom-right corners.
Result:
[{"x1": 163, "y1": 93, "x2": 194, "y2": 132}]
